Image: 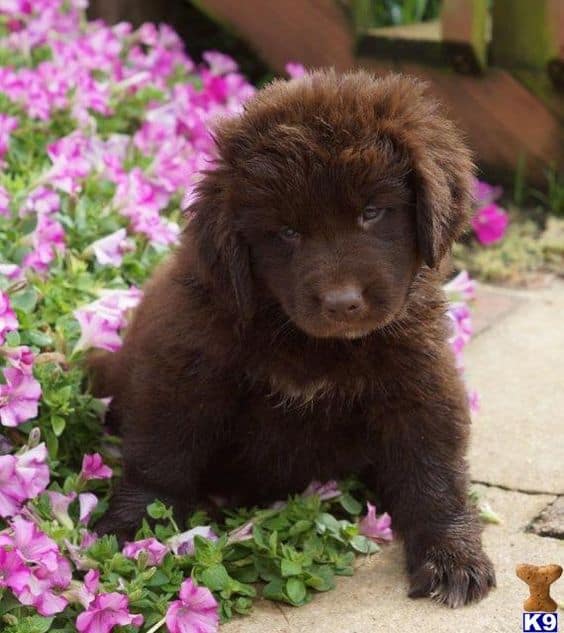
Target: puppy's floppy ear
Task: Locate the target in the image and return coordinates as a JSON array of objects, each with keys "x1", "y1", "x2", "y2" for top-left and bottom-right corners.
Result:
[
  {"x1": 187, "y1": 173, "x2": 255, "y2": 323},
  {"x1": 380, "y1": 76, "x2": 475, "y2": 269},
  {"x1": 412, "y1": 137, "x2": 474, "y2": 269}
]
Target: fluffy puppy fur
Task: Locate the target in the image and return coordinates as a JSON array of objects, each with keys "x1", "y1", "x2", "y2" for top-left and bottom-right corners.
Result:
[{"x1": 91, "y1": 70, "x2": 495, "y2": 607}]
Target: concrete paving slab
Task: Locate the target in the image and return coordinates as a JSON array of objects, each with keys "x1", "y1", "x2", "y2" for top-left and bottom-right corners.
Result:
[
  {"x1": 224, "y1": 486, "x2": 562, "y2": 633},
  {"x1": 466, "y1": 282, "x2": 564, "y2": 494}
]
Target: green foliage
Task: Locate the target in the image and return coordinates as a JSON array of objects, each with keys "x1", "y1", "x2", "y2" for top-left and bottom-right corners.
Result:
[{"x1": 354, "y1": 0, "x2": 442, "y2": 30}]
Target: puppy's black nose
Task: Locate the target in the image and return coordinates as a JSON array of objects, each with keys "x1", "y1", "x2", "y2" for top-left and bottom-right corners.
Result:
[{"x1": 321, "y1": 285, "x2": 366, "y2": 320}]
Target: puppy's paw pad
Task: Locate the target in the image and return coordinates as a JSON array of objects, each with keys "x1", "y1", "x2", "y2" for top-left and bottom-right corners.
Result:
[{"x1": 408, "y1": 549, "x2": 496, "y2": 608}]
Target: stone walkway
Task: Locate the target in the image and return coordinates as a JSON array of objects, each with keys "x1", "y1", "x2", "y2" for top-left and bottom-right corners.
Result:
[{"x1": 224, "y1": 281, "x2": 564, "y2": 633}]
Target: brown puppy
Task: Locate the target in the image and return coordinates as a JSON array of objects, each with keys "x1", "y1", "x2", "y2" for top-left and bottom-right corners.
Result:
[{"x1": 92, "y1": 70, "x2": 495, "y2": 607}]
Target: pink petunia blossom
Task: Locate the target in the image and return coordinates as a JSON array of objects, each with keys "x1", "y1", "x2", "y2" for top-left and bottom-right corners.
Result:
[
  {"x1": 358, "y1": 502, "x2": 393, "y2": 543},
  {"x1": 0, "y1": 263, "x2": 22, "y2": 280},
  {"x1": 443, "y1": 270, "x2": 476, "y2": 302},
  {"x1": 73, "y1": 287, "x2": 142, "y2": 353},
  {"x1": 76, "y1": 592, "x2": 143, "y2": 633},
  {"x1": 203, "y1": 50, "x2": 238, "y2": 75},
  {"x1": 303, "y1": 480, "x2": 341, "y2": 501},
  {"x1": 226, "y1": 521, "x2": 253, "y2": 544},
  {"x1": 88, "y1": 228, "x2": 133, "y2": 267},
  {"x1": 22, "y1": 186, "x2": 60, "y2": 216},
  {"x1": 0, "y1": 544, "x2": 30, "y2": 593},
  {"x1": 0, "y1": 290, "x2": 18, "y2": 345},
  {"x1": 0, "y1": 516, "x2": 72, "y2": 616},
  {"x1": 0, "y1": 367, "x2": 42, "y2": 427},
  {"x1": 4, "y1": 345, "x2": 35, "y2": 373},
  {"x1": 22, "y1": 213, "x2": 66, "y2": 273},
  {"x1": 72, "y1": 308, "x2": 123, "y2": 353},
  {"x1": 285, "y1": 62, "x2": 306, "y2": 79},
  {"x1": 472, "y1": 203, "x2": 509, "y2": 245},
  {"x1": 123, "y1": 537, "x2": 168, "y2": 566},
  {"x1": 167, "y1": 526, "x2": 218, "y2": 556},
  {"x1": 14, "y1": 442, "x2": 50, "y2": 499},
  {"x1": 0, "y1": 112, "x2": 18, "y2": 163},
  {"x1": 0, "y1": 185, "x2": 10, "y2": 216},
  {"x1": 80, "y1": 453, "x2": 112, "y2": 481},
  {"x1": 166, "y1": 578, "x2": 219, "y2": 633},
  {"x1": 473, "y1": 178, "x2": 502, "y2": 207},
  {"x1": 47, "y1": 490, "x2": 77, "y2": 529},
  {"x1": 79, "y1": 492, "x2": 98, "y2": 525},
  {"x1": 0, "y1": 454, "x2": 26, "y2": 517}
]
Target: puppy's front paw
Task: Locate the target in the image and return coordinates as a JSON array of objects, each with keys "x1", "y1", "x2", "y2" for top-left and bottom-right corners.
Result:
[{"x1": 408, "y1": 546, "x2": 496, "y2": 608}]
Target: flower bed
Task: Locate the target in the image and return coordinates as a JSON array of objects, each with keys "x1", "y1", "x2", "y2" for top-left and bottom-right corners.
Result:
[{"x1": 0, "y1": 2, "x2": 483, "y2": 631}]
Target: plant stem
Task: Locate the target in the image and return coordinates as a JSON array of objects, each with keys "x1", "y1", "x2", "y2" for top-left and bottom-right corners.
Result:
[{"x1": 145, "y1": 615, "x2": 166, "y2": 633}]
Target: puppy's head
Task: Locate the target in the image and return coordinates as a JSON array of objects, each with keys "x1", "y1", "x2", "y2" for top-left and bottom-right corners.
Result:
[{"x1": 189, "y1": 71, "x2": 474, "y2": 339}]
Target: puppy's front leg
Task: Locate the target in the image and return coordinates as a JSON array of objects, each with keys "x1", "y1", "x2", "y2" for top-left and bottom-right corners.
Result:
[{"x1": 364, "y1": 393, "x2": 495, "y2": 607}]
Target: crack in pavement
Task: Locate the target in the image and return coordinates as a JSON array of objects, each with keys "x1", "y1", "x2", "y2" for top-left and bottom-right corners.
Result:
[{"x1": 471, "y1": 479, "x2": 561, "y2": 497}]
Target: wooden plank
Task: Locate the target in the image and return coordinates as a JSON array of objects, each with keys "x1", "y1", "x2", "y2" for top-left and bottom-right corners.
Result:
[
  {"x1": 441, "y1": 0, "x2": 489, "y2": 69},
  {"x1": 492, "y1": 0, "x2": 558, "y2": 69},
  {"x1": 357, "y1": 58, "x2": 564, "y2": 186},
  {"x1": 199, "y1": 0, "x2": 355, "y2": 72}
]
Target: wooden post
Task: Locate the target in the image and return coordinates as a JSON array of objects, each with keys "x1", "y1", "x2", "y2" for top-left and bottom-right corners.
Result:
[
  {"x1": 441, "y1": 0, "x2": 489, "y2": 72},
  {"x1": 492, "y1": 0, "x2": 559, "y2": 69}
]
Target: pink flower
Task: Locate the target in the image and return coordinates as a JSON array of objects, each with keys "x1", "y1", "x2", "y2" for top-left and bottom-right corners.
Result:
[
  {"x1": 4, "y1": 345, "x2": 35, "y2": 373},
  {"x1": 472, "y1": 203, "x2": 509, "y2": 245},
  {"x1": 167, "y1": 527, "x2": 218, "y2": 556},
  {"x1": 166, "y1": 578, "x2": 219, "y2": 633},
  {"x1": 226, "y1": 521, "x2": 253, "y2": 544},
  {"x1": 123, "y1": 537, "x2": 168, "y2": 566},
  {"x1": 0, "y1": 454, "x2": 26, "y2": 516},
  {"x1": 0, "y1": 545, "x2": 29, "y2": 593},
  {"x1": 79, "y1": 492, "x2": 98, "y2": 525},
  {"x1": 468, "y1": 389, "x2": 480, "y2": 415},
  {"x1": 1, "y1": 515, "x2": 60, "y2": 572},
  {"x1": 0, "y1": 113, "x2": 18, "y2": 162},
  {"x1": 303, "y1": 480, "x2": 341, "y2": 501},
  {"x1": 22, "y1": 186, "x2": 60, "y2": 216},
  {"x1": 203, "y1": 50, "x2": 238, "y2": 75},
  {"x1": 73, "y1": 287, "x2": 142, "y2": 353},
  {"x1": 0, "y1": 516, "x2": 72, "y2": 616},
  {"x1": 0, "y1": 185, "x2": 10, "y2": 216},
  {"x1": 76, "y1": 592, "x2": 143, "y2": 633},
  {"x1": 73, "y1": 308, "x2": 123, "y2": 353},
  {"x1": 447, "y1": 301, "x2": 473, "y2": 365},
  {"x1": 22, "y1": 214, "x2": 66, "y2": 273},
  {"x1": 473, "y1": 178, "x2": 502, "y2": 206},
  {"x1": 14, "y1": 443, "x2": 50, "y2": 499},
  {"x1": 0, "y1": 367, "x2": 42, "y2": 427},
  {"x1": 285, "y1": 62, "x2": 306, "y2": 79},
  {"x1": 47, "y1": 490, "x2": 77, "y2": 529},
  {"x1": 80, "y1": 453, "x2": 112, "y2": 480},
  {"x1": 358, "y1": 502, "x2": 393, "y2": 543},
  {"x1": 0, "y1": 263, "x2": 22, "y2": 280},
  {"x1": 0, "y1": 291, "x2": 18, "y2": 345},
  {"x1": 89, "y1": 229, "x2": 133, "y2": 267},
  {"x1": 443, "y1": 270, "x2": 476, "y2": 302}
]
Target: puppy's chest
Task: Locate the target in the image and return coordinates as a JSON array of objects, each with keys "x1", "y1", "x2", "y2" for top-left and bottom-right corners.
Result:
[{"x1": 245, "y1": 362, "x2": 381, "y2": 411}]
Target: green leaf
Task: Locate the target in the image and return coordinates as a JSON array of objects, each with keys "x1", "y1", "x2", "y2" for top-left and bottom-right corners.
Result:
[
  {"x1": 200, "y1": 564, "x2": 230, "y2": 591},
  {"x1": 288, "y1": 519, "x2": 312, "y2": 536},
  {"x1": 349, "y1": 535, "x2": 380, "y2": 554},
  {"x1": 281, "y1": 558, "x2": 302, "y2": 577},
  {"x1": 51, "y1": 415, "x2": 66, "y2": 437},
  {"x1": 10, "y1": 286, "x2": 38, "y2": 313},
  {"x1": 285, "y1": 577, "x2": 307, "y2": 605},
  {"x1": 262, "y1": 578, "x2": 286, "y2": 602},
  {"x1": 339, "y1": 493, "x2": 363, "y2": 515},
  {"x1": 5, "y1": 330, "x2": 20, "y2": 346},
  {"x1": 27, "y1": 329, "x2": 54, "y2": 347}
]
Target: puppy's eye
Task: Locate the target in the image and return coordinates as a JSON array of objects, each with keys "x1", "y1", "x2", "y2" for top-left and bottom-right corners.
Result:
[
  {"x1": 361, "y1": 206, "x2": 388, "y2": 226},
  {"x1": 279, "y1": 226, "x2": 301, "y2": 242}
]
